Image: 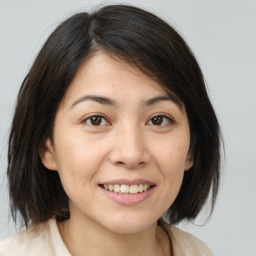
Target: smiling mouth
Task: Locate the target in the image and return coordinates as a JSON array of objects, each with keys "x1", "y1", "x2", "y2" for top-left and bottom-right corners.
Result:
[{"x1": 99, "y1": 184, "x2": 153, "y2": 195}]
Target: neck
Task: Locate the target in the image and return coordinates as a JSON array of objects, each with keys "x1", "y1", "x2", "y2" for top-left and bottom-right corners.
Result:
[{"x1": 58, "y1": 214, "x2": 170, "y2": 256}]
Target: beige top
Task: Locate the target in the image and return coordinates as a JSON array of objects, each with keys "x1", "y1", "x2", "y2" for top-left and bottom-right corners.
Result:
[{"x1": 0, "y1": 218, "x2": 213, "y2": 256}]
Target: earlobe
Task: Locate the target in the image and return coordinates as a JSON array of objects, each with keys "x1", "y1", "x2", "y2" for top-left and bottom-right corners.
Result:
[
  {"x1": 184, "y1": 153, "x2": 193, "y2": 171},
  {"x1": 39, "y1": 138, "x2": 58, "y2": 171}
]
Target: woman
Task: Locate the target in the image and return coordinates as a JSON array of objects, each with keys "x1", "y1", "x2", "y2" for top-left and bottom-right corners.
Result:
[{"x1": 0, "y1": 4, "x2": 221, "y2": 256}]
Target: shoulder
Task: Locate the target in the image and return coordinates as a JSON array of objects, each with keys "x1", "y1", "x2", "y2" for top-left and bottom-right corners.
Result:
[
  {"x1": 0, "y1": 218, "x2": 70, "y2": 256},
  {"x1": 159, "y1": 220, "x2": 213, "y2": 256},
  {"x1": 170, "y1": 226, "x2": 214, "y2": 255},
  {"x1": 0, "y1": 220, "x2": 53, "y2": 256}
]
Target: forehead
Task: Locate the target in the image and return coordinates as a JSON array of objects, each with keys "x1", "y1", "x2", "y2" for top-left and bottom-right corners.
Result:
[
  {"x1": 74, "y1": 52, "x2": 162, "y2": 89},
  {"x1": 62, "y1": 52, "x2": 182, "y2": 107}
]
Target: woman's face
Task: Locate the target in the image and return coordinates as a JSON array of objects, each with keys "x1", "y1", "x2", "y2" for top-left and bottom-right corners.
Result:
[{"x1": 42, "y1": 52, "x2": 193, "y2": 234}]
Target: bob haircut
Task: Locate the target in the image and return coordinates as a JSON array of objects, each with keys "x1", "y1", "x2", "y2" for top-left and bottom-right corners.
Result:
[{"x1": 8, "y1": 4, "x2": 221, "y2": 227}]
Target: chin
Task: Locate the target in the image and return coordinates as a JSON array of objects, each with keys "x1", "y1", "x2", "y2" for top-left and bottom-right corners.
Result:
[
  {"x1": 108, "y1": 224, "x2": 150, "y2": 234},
  {"x1": 102, "y1": 214, "x2": 158, "y2": 234}
]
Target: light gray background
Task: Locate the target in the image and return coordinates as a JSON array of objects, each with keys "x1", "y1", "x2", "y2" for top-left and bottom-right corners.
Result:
[{"x1": 0, "y1": 0, "x2": 255, "y2": 255}]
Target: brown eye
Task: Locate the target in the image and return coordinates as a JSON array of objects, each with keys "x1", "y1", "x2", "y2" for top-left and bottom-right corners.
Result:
[
  {"x1": 151, "y1": 116, "x2": 164, "y2": 125},
  {"x1": 148, "y1": 115, "x2": 173, "y2": 126},
  {"x1": 85, "y1": 115, "x2": 108, "y2": 126}
]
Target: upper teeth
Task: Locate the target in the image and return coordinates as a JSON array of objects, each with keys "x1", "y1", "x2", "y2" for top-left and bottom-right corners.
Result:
[{"x1": 103, "y1": 184, "x2": 150, "y2": 194}]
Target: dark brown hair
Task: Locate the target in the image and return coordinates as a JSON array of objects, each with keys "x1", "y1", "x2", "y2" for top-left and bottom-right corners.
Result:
[{"x1": 8, "y1": 4, "x2": 222, "y2": 227}]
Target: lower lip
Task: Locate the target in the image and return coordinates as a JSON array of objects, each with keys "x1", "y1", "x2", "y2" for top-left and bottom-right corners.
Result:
[{"x1": 99, "y1": 186, "x2": 155, "y2": 206}]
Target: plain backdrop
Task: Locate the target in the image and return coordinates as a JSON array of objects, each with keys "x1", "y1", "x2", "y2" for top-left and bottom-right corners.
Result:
[{"x1": 0, "y1": 0, "x2": 256, "y2": 255}]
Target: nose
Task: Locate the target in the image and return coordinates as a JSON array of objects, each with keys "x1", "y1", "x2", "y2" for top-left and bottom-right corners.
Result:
[{"x1": 109, "y1": 124, "x2": 150, "y2": 169}]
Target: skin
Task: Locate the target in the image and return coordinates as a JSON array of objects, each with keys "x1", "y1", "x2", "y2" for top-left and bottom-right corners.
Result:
[{"x1": 41, "y1": 51, "x2": 193, "y2": 256}]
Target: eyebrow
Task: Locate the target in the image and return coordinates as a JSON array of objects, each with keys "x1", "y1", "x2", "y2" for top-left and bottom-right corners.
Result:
[
  {"x1": 70, "y1": 95, "x2": 118, "y2": 109},
  {"x1": 70, "y1": 94, "x2": 182, "y2": 110},
  {"x1": 143, "y1": 95, "x2": 182, "y2": 109}
]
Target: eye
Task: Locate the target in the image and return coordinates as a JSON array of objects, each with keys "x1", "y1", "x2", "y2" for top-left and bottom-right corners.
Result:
[
  {"x1": 147, "y1": 115, "x2": 174, "y2": 126},
  {"x1": 83, "y1": 115, "x2": 109, "y2": 126}
]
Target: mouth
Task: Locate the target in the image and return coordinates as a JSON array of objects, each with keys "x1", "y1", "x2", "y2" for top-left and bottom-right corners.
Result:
[
  {"x1": 98, "y1": 180, "x2": 156, "y2": 205},
  {"x1": 99, "y1": 184, "x2": 154, "y2": 195}
]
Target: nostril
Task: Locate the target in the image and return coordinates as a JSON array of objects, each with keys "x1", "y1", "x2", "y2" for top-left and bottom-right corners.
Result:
[
  {"x1": 114, "y1": 160, "x2": 146, "y2": 168},
  {"x1": 115, "y1": 161, "x2": 125, "y2": 166},
  {"x1": 109, "y1": 148, "x2": 149, "y2": 168}
]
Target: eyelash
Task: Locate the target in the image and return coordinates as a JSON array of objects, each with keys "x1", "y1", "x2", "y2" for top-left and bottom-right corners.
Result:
[
  {"x1": 147, "y1": 115, "x2": 174, "y2": 127},
  {"x1": 82, "y1": 115, "x2": 110, "y2": 127},
  {"x1": 82, "y1": 114, "x2": 174, "y2": 127}
]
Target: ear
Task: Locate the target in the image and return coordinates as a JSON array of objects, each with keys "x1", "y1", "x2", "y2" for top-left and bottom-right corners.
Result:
[
  {"x1": 184, "y1": 152, "x2": 193, "y2": 171},
  {"x1": 39, "y1": 138, "x2": 58, "y2": 171}
]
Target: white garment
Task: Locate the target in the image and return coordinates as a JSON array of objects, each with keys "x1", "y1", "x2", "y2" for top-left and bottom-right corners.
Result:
[{"x1": 0, "y1": 218, "x2": 213, "y2": 255}]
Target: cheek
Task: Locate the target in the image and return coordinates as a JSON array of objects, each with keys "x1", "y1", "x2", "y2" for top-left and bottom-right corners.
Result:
[
  {"x1": 151, "y1": 135, "x2": 190, "y2": 197},
  {"x1": 53, "y1": 135, "x2": 104, "y2": 193},
  {"x1": 55, "y1": 131, "x2": 102, "y2": 167},
  {"x1": 159, "y1": 152, "x2": 185, "y2": 194},
  {"x1": 155, "y1": 150, "x2": 186, "y2": 214},
  {"x1": 153, "y1": 137, "x2": 190, "y2": 174}
]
